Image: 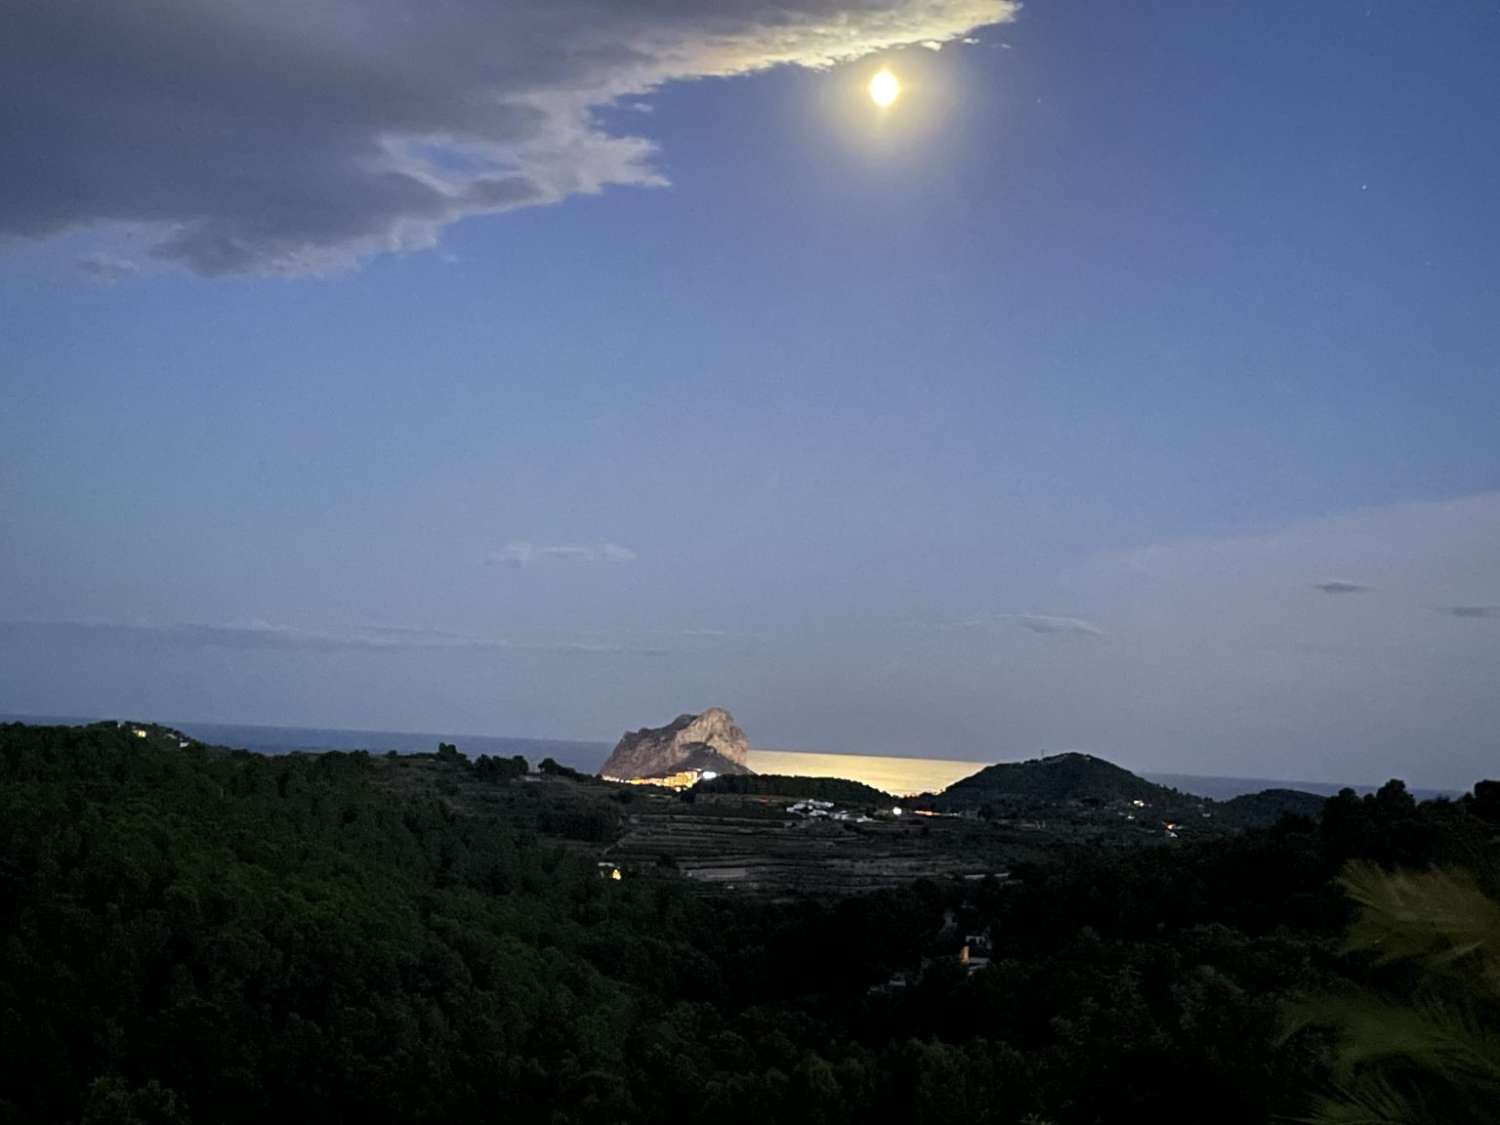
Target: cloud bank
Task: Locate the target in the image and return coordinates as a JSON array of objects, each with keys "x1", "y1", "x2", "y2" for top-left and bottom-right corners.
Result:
[
  {"x1": 0, "y1": 619, "x2": 513, "y2": 655},
  {"x1": 2, "y1": 0, "x2": 1016, "y2": 275},
  {"x1": 1042, "y1": 492, "x2": 1500, "y2": 786},
  {"x1": 0, "y1": 619, "x2": 675, "y2": 657}
]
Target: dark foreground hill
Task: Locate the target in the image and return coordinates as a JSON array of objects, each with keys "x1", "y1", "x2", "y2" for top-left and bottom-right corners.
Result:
[
  {"x1": 929, "y1": 751, "x2": 1341, "y2": 831},
  {"x1": 1220, "y1": 787, "x2": 1330, "y2": 823},
  {"x1": 933, "y1": 751, "x2": 1173, "y2": 809},
  {"x1": 4, "y1": 720, "x2": 1498, "y2": 1125}
]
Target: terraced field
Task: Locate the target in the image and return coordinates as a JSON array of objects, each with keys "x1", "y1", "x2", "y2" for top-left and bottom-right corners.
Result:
[
  {"x1": 607, "y1": 799, "x2": 1023, "y2": 895},
  {"x1": 376, "y1": 755, "x2": 1199, "y2": 897}
]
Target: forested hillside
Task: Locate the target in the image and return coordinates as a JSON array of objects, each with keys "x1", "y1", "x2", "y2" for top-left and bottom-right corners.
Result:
[
  {"x1": 933, "y1": 752, "x2": 1172, "y2": 808},
  {"x1": 2, "y1": 722, "x2": 1496, "y2": 1124}
]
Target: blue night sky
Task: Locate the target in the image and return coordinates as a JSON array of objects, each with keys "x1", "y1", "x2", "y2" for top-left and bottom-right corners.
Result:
[{"x1": 3, "y1": 0, "x2": 1498, "y2": 787}]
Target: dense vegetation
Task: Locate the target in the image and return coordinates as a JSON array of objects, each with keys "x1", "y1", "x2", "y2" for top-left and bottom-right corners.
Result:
[
  {"x1": 695, "y1": 773, "x2": 894, "y2": 805},
  {"x1": 1218, "y1": 787, "x2": 1330, "y2": 824},
  {"x1": 1, "y1": 722, "x2": 1496, "y2": 1124},
  {"x1": 931, "y1": 752, "x2": 1348, "y2": 832},
  {"x1": 1290, "y1": 859, "x2": 1500, "y2": 1123},
  {"x1": 932, "y1": 752, "x2": 1172, "y2": 809}
]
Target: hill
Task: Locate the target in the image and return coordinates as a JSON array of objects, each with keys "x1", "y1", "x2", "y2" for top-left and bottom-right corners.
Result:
[
  {"x1": 1219, "y1": 787, "x2": 1329, "y2": 825},
  {"x1": 931, "y1": 751, "x2": 1175, "y2": 811},
  {"x1": 928, "y1": 753, "x2": 1335, "y2": 829}
]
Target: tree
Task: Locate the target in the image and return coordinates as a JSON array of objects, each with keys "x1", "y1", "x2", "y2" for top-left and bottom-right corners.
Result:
[
  {"x1": 539, "y1": 757, "x2": 584, "y2": 780},
  {"x1": 1463, "y1": 780, "x2": 1500, "y2": 826},
  {"x1": 472, "y1": 753, "x2": 529, "y2": 782},
  {"x1": 81, "y1": 1078, "x2": 191, "y2": 1125},
  {"x1": 1373, "y1": 778, "x2": 1415, "y2": 813}
]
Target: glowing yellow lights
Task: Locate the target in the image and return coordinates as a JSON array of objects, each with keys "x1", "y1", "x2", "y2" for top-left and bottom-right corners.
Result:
[{"x1": 868, "y1": 68, "x2": 901, "y2": 108}]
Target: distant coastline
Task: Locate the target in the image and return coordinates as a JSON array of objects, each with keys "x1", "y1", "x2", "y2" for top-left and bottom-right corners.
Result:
[
  {"x1": 0, "y1": 712, "x2": 1461, "y2": 800},
  {"x1": 0, "y1": 713, "x2": 611, "y2": 773}
]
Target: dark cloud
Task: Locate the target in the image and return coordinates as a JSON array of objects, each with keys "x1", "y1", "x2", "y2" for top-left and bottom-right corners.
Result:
[
  {"x1": 2, "y1": 0, "x2": 1015, "y2": 275},
  {"x1": 1442, "y1": 605, "x2": 1500, "y2": 619},
  {"x1": 1312, "y1": 580, "x2": 1370, "y2": 594}
]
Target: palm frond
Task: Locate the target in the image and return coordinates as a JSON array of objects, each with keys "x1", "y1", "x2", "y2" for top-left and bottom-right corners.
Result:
[
  {"x1": 1292, "y1": 1074, "x2": 1439, "y2": 1125},
  {"x1": 1340, "y1": 861, "x2": 1500, "y2": 989},
  {"x1": 1300, "y1": 991, "x2": 1500, "y2": 1088}
]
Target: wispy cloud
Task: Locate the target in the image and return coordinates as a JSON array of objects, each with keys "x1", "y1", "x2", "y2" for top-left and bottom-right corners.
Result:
[
  {"x1": 5, "y1": 1, "x2": 1017, "y2": 274},
  {"x1": 1441, "y1": 605, "x2": 1500, "y2": 619},
  {"x1": 0, "y1": 618, "x2": 669, "y2": 656},
  {"x1": 543, "y1": 641, "x2": 669, "y2": 657},
  {"x1": 1006, "y1": 614, "x2": 1105, "y2": 638},
  {"x1": 486, "y1": 541, "x2": 637, "y2": 568},
  {"x1": 1313, "y1": 580, "x2": 1370, "y2": 595},
  {"x1": 77, "y1": 253, "x2": 139, "y2": 283},
  {"x1": 926, "y1": 613, "x2": 1104, "y2": 637},
  {"x1": 0, "y1": 618, "x2": 510, "y2": 653}
]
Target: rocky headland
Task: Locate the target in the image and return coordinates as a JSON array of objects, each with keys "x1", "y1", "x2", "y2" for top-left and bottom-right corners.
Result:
[{"x1": 599, "y1": 707, "x2": 752, "y2": 781}]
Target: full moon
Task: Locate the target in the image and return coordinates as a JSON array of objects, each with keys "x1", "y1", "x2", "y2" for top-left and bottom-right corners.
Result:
[{"x1": 868, "y1": 69, "x2": 901, "y2": 108}]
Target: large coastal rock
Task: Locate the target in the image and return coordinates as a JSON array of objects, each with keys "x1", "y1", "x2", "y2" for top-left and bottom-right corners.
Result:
[{"x1": 600, "y1": 707, "x2": 752, "y2": 780}]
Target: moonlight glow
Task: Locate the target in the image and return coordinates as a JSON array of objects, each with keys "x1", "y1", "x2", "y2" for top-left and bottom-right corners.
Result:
[{"x1": 868, "y1": 69, "x2": 901, "y2": 108}]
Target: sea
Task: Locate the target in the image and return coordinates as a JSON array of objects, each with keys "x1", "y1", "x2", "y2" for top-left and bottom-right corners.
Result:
[{"x1": 0, "y1": 713, "x2": 1461, "y2": 800}]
